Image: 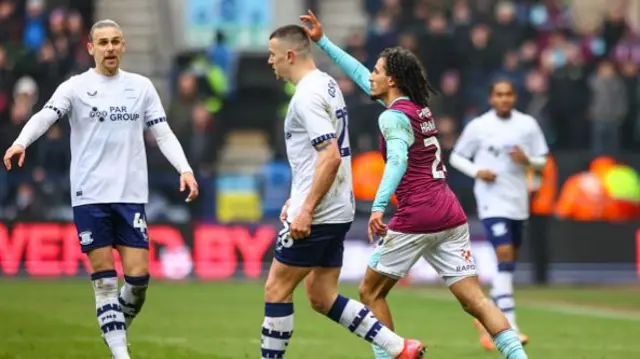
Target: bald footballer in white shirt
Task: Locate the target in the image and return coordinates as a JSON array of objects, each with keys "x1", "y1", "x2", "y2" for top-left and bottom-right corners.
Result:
[
  {"x1": 261, "y1": 24, "x2": 423, "y2": 359},
  {"x1": 3, "y1": 20, "x2": 198, "y2": 359},
  {"x1": 450, "y1": 79, "x2": 548, "y2": 350}
]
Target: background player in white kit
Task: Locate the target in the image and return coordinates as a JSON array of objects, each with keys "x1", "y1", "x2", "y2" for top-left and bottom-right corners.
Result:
[
  {"x1": 3, "y1": 20, "x2": 198, "y2": 359},
  {"x1": 450, "y1": 79, "x2": 548, "y2": 350},
  {"x1": 261, "y1": 25, "x2": 424, "y2": 359}
]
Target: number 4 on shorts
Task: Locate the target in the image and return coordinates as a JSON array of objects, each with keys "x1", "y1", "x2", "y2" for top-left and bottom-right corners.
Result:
[{"x1": 133, "y1": 212, "x2": 147, "y2": 233}]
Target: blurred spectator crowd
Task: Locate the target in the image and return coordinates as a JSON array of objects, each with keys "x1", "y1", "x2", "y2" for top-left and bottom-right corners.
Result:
[
  {"x1": 1, "y1": 0, "x2": 638, "y2": 223},
  {"x1": 344, "y1": 0, "x2": 640, "y2": 156},
  {"x1": 0, "y1": 0, "x2": 95, "y2": 221}
]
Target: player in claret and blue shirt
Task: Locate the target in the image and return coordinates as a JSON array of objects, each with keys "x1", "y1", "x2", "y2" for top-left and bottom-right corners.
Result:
[{"x1": 300, "y1": 10, "x2": 528, "y2": 359}]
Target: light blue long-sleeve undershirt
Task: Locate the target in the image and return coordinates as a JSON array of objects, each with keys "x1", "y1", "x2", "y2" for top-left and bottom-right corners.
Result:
[
  {"x1": 317, "y1": 35, "x2": 414, "y2": 212},
  {"x1": 372, "y1": 110, "x2": 414, "y2": 211},
  {"x1": 317, "y1": 35, "x2": 378, "y2": 104}
]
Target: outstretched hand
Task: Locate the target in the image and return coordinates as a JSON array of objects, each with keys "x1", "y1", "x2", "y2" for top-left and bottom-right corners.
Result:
[
  {"x1": 180, "y1": 172, "x2": 199, "y2": 203},
  {"x1": 3, "y1": 144, "x2": 26, "y2": 170},
  {"x1": 299, "y1": 10, "x2": 324, "y2": 42}
]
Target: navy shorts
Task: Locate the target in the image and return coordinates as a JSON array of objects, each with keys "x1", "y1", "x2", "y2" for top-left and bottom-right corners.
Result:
[
  {"x1": 481, "y1": 217, "x2": 526, "y2": 249},
  {"x1": 73, "y1": 203, "x2": 149, "y2": 253},
  {"x1": 274, "y1": 222, "x2": 352, "y2": 267}
]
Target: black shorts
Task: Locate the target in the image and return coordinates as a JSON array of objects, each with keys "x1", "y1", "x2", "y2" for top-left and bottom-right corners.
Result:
[
  {"x1": 481, "y1": 217, "x2": 526, "y2": 249},
  {"x1": 274, "y1": 221, "x2": 352, "y2": 267},
  {"x1": 73, "y1": 203, "x2": 149, "y2": 253}
]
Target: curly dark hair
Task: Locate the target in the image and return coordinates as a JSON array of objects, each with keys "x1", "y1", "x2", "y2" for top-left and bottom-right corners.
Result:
[{"x1": 379, "y1": 47, "x2": 437, "y2": 108}]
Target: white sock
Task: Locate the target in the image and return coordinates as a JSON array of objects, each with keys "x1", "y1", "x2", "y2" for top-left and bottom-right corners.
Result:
[
  {"x1": 327, "y1": 295, "x2": 404, "y2": 357},
  {"x1": 261, "y1": 302, "x2": 294, "y2": 359},
  {"x1": 491, "y1": 270, "x2": 518, "y2": 332},
  {"x1": 92, "y1": 270, "x2": 130, "y2": 359},
  {"x1": 118, "y1": 274, "x2": 149, "y2": 328}
]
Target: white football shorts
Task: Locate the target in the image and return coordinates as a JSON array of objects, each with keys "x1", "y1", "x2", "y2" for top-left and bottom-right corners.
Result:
[{"x1": 368, "y1": 223, "x2": 477, "y2": 286}]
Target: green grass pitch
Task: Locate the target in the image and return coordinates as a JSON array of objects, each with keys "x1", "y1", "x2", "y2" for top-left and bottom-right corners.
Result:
[{"x1": 1, "y1": 280, "x2": 639, "y2": 358}]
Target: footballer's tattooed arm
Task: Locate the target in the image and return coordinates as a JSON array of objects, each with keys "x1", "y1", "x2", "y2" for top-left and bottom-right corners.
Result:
[
  {"x1": 314, "y1": 138, "x2": 333, "y2": 152},
  {"x1": 302, "y1": 138, "x2": 341, "y2": 212}
]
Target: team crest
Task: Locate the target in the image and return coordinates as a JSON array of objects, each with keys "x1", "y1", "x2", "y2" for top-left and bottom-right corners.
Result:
[
  {"x1": 79, "y1": 231, "x2": 93, "y2": 245},
  {"x1": 491, "y1": 222, "x2": 508, "y2": 237},
  {"x1": 461, "y1": 248, "x2": 473, "y2": 264},
  {"x1": 327, "y1": 80, "x2": 337, "y2": 98},
  {"x1": 417, "y1": 107, "x2": 432, "y2": 119}
]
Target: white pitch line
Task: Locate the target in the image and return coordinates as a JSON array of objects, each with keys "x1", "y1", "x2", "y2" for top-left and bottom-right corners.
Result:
[
  {"x1": 6, "y1": 335, "x2": 640, "y2": 353},
  {"x1": 0, "y1": 335, "x2": 325, "y2": 347},
  {"x1": 440, "y1": 339, "x2": 640, "y2": 352},
  {"x1": 516, "y1": 301, "x2": 640, "y2": 321},
  {"x1": 412, "y1": 290, "x2": 640, "y2": 322},
  {"x1": 1, "y1": 336, "x2": 186, "y2": 344}
]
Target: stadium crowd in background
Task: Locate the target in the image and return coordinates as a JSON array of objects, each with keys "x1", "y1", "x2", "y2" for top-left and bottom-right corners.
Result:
[
  {"x1": 1, "y1": 0, "x2": 638, "y2": 222},
  {"x1": 350, "y1": 0, "x2": 640, "y2": 154},
  {"x1": 0, "y1": 0, "x2": 94, "y2": 221},
  {"x1": 346, "y1": 0, "x2": 640, "y2": 221}
]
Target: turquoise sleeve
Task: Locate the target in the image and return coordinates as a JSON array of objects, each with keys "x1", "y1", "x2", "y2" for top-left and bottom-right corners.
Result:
[
  {"x1": 371, "y1": 110, "x2": 414, "y2": 212},
  {"x1": 317, "y1": 36, "x2": 380, "y2": 103}
]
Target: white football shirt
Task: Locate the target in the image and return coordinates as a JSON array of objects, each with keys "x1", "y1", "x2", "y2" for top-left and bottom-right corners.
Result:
[
  {"x1": 284, "y1": 69, "x2": 355, "y2": 225},
  {"x1": 453, "y1": 109, "x2": 548, "y2": 220},
  {"x1": 15, "y1": 68, "x2": 191, "y2": 207}
]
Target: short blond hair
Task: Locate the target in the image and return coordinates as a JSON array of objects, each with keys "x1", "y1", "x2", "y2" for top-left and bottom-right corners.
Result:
[{"x1": 89, "y1": 19, "x2": 122, "y2": 41}]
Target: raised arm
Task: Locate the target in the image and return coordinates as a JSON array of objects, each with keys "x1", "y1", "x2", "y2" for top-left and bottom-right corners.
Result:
[
  {"x1": 371, "y1": 110, "x2": 414, "y2": 213},
  {"x1": 300, "y1": 10, "x2": 379, "y2": 101},
  {"x1": 316, "y1": 36, "x2": 372, "y2": 95}
]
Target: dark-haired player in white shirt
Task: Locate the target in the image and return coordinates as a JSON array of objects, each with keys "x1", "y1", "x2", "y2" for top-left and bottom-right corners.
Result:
[{"x1": 261, "y1": 23, "x2": 424, "y2": 359}]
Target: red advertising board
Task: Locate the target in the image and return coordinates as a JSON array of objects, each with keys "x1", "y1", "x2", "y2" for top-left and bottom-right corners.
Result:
[
  {"x1": 0, "y1": 221, "x2": 501, "y2": 283},
  {"x1": 0, "y1": 220, "x2": 637, "y2": 283},
  {"x1": 0, "y1": 222, "x2": 276, "y2": 279}
]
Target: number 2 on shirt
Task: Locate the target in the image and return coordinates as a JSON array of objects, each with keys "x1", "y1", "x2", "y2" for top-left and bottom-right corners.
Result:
[
  {"x1": 335, "y1": 107, "x2": 351, "y2": 157},
  {"x1": 424, "y1": 136, "x2": 446, "y2": 179}
]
